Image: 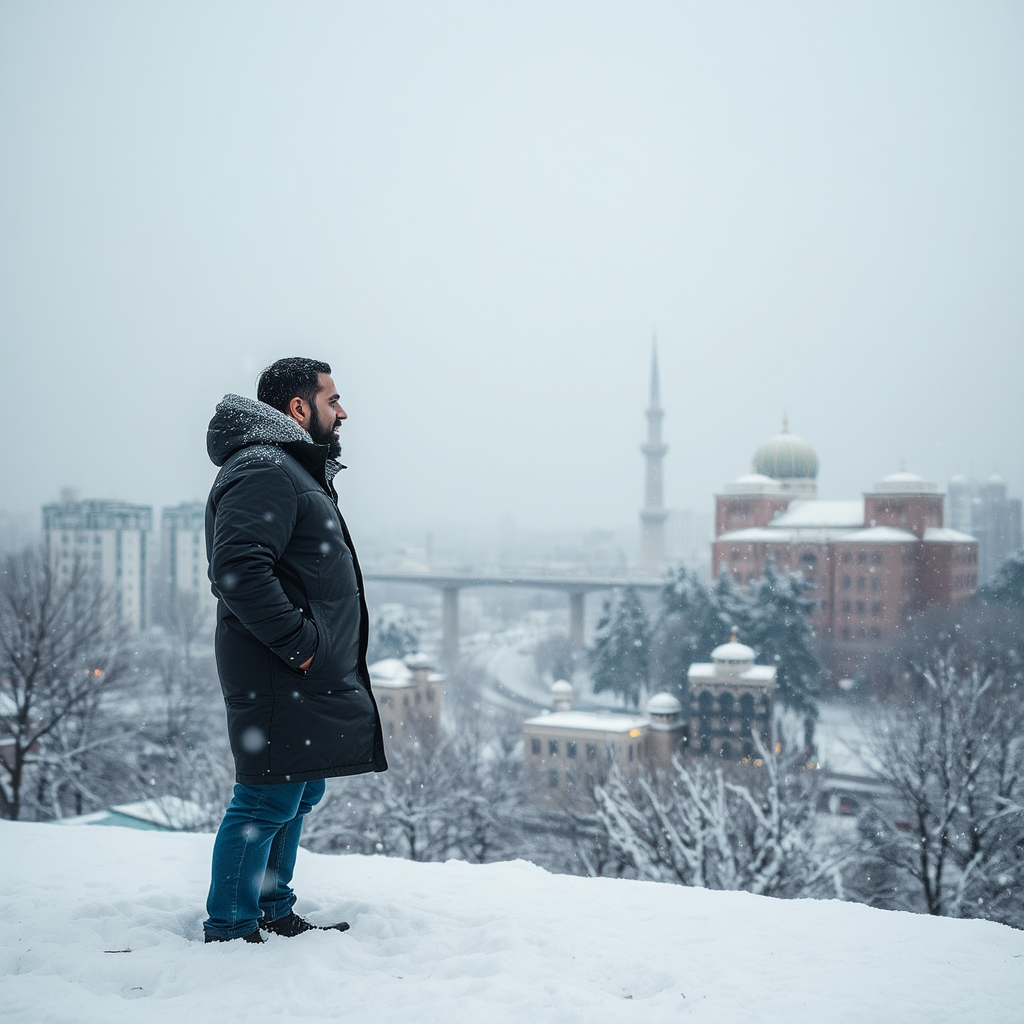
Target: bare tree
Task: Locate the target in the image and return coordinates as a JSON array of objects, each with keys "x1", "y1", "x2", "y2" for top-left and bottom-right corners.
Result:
[
  {"x1": 0, "y1": 548, "x2": 130, "y2": 820},
  {"x1": 306, "y1": 669, "x2": 530, "y2": 864},
  {"x1": 853, "y1": 657, "x2": 1024, "y2": 928}
]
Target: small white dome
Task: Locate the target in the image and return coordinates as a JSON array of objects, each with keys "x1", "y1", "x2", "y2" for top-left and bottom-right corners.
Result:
[
  {"x1": 646, "y1": 692, "x2": 683, "y2": 716},
  {"x1": 711, "y1": 639, "x2": 756, "y2": 663},
  {"x1": 988, "y1": 473, "x2": 1005, "y2": 485},
  {"x1": 404, "y1": 652, "x2": 432, "y2": 669},
  {"x1": 551, "y1": 680, "x2": 574, "y2": 696}
]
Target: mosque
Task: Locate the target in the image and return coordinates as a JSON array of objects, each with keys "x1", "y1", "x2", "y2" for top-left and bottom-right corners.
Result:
[{"x1": 712, "y1": 422, "x2": 979, "y2": 680}]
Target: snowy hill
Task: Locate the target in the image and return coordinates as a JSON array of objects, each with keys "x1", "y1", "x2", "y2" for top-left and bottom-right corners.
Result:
[{"x1": 2, "y1": 820, "x2": 1021, "y2": 1024}]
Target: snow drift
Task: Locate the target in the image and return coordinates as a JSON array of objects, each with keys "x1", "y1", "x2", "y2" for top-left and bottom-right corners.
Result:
[{"x1": 1, "y1": 820, "x2": 1020, "y2": 1024}]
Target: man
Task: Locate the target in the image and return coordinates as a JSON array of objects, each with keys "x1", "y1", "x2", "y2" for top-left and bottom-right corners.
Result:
[{"x1": 202, "y1": 357, "x2": 387, "y2": 944}]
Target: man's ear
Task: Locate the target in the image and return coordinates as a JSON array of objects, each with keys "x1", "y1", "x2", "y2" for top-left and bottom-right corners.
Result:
[{"x1": 286, "y1": 396, "x2": 308, "y2": 425}]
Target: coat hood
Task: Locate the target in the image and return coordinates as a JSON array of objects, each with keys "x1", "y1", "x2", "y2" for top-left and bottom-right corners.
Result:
[{"x1": 207, "y1": 394, "x2": 343, "y2": 480}]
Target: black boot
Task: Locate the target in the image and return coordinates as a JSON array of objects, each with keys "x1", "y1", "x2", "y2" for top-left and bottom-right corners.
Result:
[
  {"x1": 205, "y1": 929, "x2": 265, "y2": 944},
  {"x1": 260, "y1": 912, "x2": 349, "y2": 937}
]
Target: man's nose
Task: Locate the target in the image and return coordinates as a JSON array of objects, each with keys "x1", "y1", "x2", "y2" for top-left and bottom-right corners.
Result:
[{"x1": 336, "y1": 406, "x2": 348, "y2": 420}]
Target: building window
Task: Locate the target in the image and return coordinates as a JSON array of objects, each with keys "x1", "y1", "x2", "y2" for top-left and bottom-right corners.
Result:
[
  {"x1": 871, "y1": 552, "x2": 882, "y2": 564},
  {"x1": 857, "y1": 552, "x2": 867, "y2": 564},
  {"x1": 871, "y1": 602, "x2": 883, "y2": 615},
  {"x1": 856, "y1": 601, "x2": 865, "y2": 614},
  {"x1": 548, "y1": 739, "x2": 559, "y2": 757},
  {"x1": 856, "y1": 577, "x2": 867, "y2": 591},
  {"x1": 842, "y1": 600, "x2": 851, "y2": 613},
  {"x1": 871, "y1": 576, "x2": 881, "y2": 592},
  {"x1": 531, "y1": 738, "x2": 541, "y2": 755},
  {"x1": 567, "y1": 740, "x2": 577, "y2": 759},
  {"x1": 842, "y1": 576, "x2": 852, "y2": 589},
  {"x1": 820, "y1": 599, "x2": 827, "y2": 612},
  {"x1": 870, "y1": 627, "x2": 882, "y2": 639},
  {"x1": 586, "y1": 743, "x2": 597, "y2": 761},
  {"x1": 628, "y1": 745, "x2": 634, "y2": 762},
  {"x1": 843, "y1": 626, "x2": 851, "y2": 639},
  {"x1": 548, "y1": 769, "x2": 559, "y2": 788}
]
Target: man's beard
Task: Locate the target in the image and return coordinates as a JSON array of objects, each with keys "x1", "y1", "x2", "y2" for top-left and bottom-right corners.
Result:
[{"x1": 309, "y1": 415, "x2": 341, "y2": 459}]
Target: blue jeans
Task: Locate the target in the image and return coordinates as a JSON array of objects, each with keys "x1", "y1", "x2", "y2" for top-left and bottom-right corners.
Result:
[{"x1": 203, "y1": 779, "x2": 326, "y2": 940}]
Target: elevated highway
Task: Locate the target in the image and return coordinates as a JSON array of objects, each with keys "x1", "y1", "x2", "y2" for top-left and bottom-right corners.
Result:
[{"x1": 361, "y1": 570, "x2": 663, "y2": 663}]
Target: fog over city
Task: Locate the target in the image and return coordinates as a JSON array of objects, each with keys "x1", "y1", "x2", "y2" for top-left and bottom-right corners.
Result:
[
  {"x1": 1, "y1": 1, "x2": 1021, "y2": 544},
  {"x1": 4, "y1": 9, "x2": 1024, "y2": 1011}
]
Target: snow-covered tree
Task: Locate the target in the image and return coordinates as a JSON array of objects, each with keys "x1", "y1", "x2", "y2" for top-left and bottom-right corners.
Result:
[
  {"x1": 711, "y1": 569, "x2": 749, "y2": 638},
  {"x1": 590, "y1": 740, "x2": 846, "y2": 898},
  {"x1": 979, "y1": 549, "x2": 1024, "y2": 610},
  {"x1": 369, "y1": 605, "x2": 420, "y2": 662},
  {"x1": 306, "y1": 677, "x2": 529, "y2": 865},
  {"x1": 852, "y1": 657, "x2": 1024, "y2": 929},
  {"x1": 534, "y1": 633, "x2": 575, "y2": 684},
  {"x1": 652, "y1": 568, "x2": 724, "y2": 695},
  {"x1": 590, "y1": 586, "x2": 650, "y2": 709},
  {"x1": 744, "y1": 558, "x2": 821, "y2": 746},
  {"x1": 0, "y1": 549, "x2": 131, "y2": 820}
]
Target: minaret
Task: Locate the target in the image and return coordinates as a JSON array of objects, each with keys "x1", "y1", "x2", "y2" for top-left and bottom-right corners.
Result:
[{"x1": 639, "y1": 342, "x2": 668, "y2": 572}]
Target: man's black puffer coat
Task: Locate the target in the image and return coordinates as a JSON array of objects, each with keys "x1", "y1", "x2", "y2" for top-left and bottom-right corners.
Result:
[{"x1": 206, "y1": 394, "x2": 387, "y2": 785}]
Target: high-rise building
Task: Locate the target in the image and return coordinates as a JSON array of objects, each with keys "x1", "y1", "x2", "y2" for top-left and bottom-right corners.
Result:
[
  {"x1": 944, "y1": 473, "x2": 1022, "y2": 582},
  {"x1": 42, "y1": 497, "x2": 153, "y2": 631},
  {"x1": 638, "y1": 344, "x2": 668, "y2": 573},
  {"x1": 161, "y1": 501, "x2": 215, "y2": 624},
  {"x1": 946, "y1": 474, "x2": 972, "y2": 535},
  {"x1": 972, "y1": 475, "x2": 1023, "y2": 582}
]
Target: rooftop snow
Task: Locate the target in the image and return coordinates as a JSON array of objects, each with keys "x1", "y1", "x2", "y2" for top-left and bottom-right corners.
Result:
[
  {"x1": 923, "y1": 527, "x2": 977, "y2": 544},
  {"x1": 835, "y1": 526, "x2": 919, "y2": 544},
  {"x1": 55, "y1": 797, "x2": 207, "y2": 830},
  {"x1": 688, "y1": 663, "x2": 776, "y2": 682},
  {"x1": 770, "y1": 499, "x2": 865, "y2": 528},
  {"x1": 368, "y1": 658, "x2": 414, "y2": 688},
  {"x1": 716, "y1": 527, "x2": 796, "y2": 543},
  {"x1": 522, "y1": 711, "x2": 649, "y2": 733}
]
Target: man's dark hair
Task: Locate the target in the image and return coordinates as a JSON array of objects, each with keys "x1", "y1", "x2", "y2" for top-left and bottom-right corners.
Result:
[{"x1": 257, "y1": 357, "x2": 332, "y2": 414}]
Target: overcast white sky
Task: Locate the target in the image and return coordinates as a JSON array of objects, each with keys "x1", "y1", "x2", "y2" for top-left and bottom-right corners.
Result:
[{"x1": 1, "y1": 1, "x2": 1021, "y2": 541}]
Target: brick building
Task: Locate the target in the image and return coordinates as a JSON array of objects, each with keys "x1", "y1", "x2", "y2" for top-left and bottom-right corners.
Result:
[{"x1": 713, "y1": 424, "x2": 978, "y2": 680}]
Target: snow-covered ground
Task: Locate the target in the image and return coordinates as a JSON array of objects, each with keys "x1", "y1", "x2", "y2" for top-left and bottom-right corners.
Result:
[{"x1": 3, "y1": 821, "x2": 1021, "y2": 1024}]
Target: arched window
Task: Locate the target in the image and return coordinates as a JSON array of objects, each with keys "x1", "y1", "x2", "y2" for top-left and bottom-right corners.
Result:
[
  {"x1": 739, "y1": 693, "x2": 755, "y2": 734},
  {"x1": 719, "y1": 691, "x2": 734, "y2": 719},
  {"x1": 698, "y1": 691, "x2": 714, "y2": 753}
]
